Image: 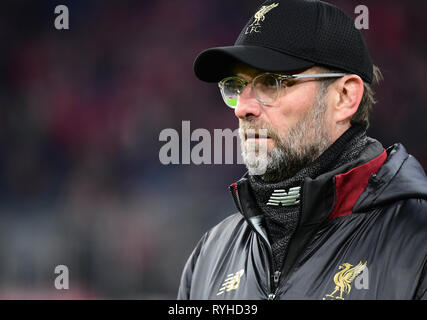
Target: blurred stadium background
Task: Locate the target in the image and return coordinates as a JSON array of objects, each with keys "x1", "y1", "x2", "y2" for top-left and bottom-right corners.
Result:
[{"x1": 0, "y1": 0, "x2": 425, "y2": 299}]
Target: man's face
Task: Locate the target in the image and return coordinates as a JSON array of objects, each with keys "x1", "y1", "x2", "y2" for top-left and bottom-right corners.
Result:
[{"x1": 234, "y1": 65, "x2": 333, "y2": 182}]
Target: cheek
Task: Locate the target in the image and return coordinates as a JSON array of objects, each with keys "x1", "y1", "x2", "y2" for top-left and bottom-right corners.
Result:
[
  {"x1": 267, "y1": 85, "x2": 318, "y2": 131},
  {"x1": 288, "y1": 84, "x2": 319, "y2": 111}
]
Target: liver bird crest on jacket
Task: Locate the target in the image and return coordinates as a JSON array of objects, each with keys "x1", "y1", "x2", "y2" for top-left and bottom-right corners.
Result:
[{"x1": 323, "y1": 261, "x2": 367, "y2": 300}]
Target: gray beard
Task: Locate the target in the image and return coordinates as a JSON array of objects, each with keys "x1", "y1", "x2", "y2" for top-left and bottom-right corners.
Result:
[{"x1": 240, "y1": 87, "x2": 332, "y2": 182}]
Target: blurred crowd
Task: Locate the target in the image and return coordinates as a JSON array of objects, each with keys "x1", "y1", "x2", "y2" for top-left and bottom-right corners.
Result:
[{"x1": 0, "y1": 0, "x2": 425, "y2": 299}]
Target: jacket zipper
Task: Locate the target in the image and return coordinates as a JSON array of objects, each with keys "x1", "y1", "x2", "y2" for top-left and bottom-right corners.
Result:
[
  {"x1": 268, "y1": 271, "x2": 281, "y2": 300},
  {"x1": 243, "y1": 216, "x2": 278, "y2": 299},
  {"x1": 233, "y1": 182, "x2": 286, "y2": 300},
  {"x1": 267, "y1": 182, "x2": 306, "y2": 299},
  {"x1": 259, "y1": 235, "x2": 280, "y2": 300},
  {"x1": 270, "y1": 181, "x2": 306, "y2": 295},
  {"x1": 237, "y1": 207, "x2": 280, "y2": 299},
  {"x1": 262, "y1": 236, "x2": 280, "y2": 300}
]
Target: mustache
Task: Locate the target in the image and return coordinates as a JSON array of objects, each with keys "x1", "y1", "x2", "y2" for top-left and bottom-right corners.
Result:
[{"x1": 239, "y1": 120, "x2": 280, "y2": 141}]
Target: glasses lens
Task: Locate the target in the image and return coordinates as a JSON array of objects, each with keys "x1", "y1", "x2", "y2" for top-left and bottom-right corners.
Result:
[
  {"x1": 219, "y1": 78, "x2": 245, "y2": 108},
  {"x1": 253, "y1": 74, "x2": 279, "y2": 104}
]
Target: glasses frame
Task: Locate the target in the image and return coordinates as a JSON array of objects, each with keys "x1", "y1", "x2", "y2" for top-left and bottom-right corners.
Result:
[{"x1": 218, "y1": 72, "x2": 348, "y2": 109}]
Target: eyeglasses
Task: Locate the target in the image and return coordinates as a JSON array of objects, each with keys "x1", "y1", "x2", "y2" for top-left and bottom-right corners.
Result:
[{"x1": 218, "y1": 72, "x2": 347, "y2": 108}]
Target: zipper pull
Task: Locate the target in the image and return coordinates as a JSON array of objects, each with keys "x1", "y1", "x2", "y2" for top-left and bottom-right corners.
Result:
[
  {"x1": 268, "y1": 271, "x2": 281, "y2": 300},
  {"x1": 273, "y1": 271, "x2": 281, "y2": 287}
]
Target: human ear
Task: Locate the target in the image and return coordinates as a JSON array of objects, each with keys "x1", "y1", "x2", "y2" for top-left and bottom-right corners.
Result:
[{"x1": 332, "y1": 74, "x2": 364, "y2": 124}]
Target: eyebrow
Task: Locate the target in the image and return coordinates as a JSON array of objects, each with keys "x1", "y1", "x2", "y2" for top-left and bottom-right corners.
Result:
[
  {"x1": 234, "y1": 69, "x2": 259, "y2": 79},
  {"x1": 235, "y1": 72, "x2": 256, "y2": 81},
  {"x1": 232, "y1": 65, "x2": 309, "y2": 78},
  {"x1": 231, "y1": 62, "x2": 261, "y2": 76}
]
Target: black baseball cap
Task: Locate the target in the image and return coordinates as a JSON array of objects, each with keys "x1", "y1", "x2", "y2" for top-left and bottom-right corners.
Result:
[{"x1": 194, "y1": 0, "x2": 373, "y2": 83}]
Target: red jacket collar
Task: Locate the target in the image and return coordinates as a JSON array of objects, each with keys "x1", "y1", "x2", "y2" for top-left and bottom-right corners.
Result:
[{"x1": 328, "y1": 149, "x2": 387, "y2": 220}]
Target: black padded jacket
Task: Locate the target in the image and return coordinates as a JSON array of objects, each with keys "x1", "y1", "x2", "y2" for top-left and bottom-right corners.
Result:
[{"x1": 178, "y1": 141, "x2": 427, "y2": 300}]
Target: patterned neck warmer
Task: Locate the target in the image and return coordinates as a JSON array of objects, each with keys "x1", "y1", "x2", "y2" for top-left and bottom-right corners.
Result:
[{"x1": 248, "y1": 124, "x2": 368, "y2": 271}]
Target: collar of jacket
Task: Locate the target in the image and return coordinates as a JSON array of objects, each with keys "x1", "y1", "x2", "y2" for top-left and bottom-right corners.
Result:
[{"x1": 229, "y1": 138, "x2": 387, "y2": 226}]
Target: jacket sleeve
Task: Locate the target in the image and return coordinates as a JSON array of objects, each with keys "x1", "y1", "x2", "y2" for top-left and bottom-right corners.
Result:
[{"x1": 177, "y1": 232, "x2": 209, "y2": 300}]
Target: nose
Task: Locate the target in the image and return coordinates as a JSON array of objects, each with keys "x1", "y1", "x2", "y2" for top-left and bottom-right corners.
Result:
[{"x1": 234, "y1": 85, "x2": 262, "y2": 119}]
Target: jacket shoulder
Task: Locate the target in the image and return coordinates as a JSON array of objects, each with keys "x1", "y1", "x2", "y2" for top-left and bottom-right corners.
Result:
[
  {"x1": 398, "y1": 198, "x2": 427, "y2": 222},
  {"x1": 200, "y1": 213, "x2": 247, "y2": 250},
  {"x1": 378, "y1": 198, "x2": 427, "y2": 243},
  {"x1": 357, "y1": 144, "x2": 427, "y2": 211}
]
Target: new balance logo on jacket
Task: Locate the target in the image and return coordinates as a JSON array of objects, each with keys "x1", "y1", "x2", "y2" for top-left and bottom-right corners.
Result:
[{"x1": 266, "y1": 187, "x2": 300, "y2": 207}]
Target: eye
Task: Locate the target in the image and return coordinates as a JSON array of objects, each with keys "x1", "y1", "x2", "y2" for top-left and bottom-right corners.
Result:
[
  {"x1": 254, "y1": 74, "x2": 277, "y2": 88},
  {"x1": 224, "y1": 78, "x2": 245, "y2": 91},
  {"x1": 282, "y1": 78, "x2": 296, "y2": 87},
  {"x1": 264, "y1": 76, "x2": 277, "y2": 87}
]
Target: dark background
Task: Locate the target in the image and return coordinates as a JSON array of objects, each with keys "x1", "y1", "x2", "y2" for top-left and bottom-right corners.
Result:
[{"x1": 0, "y1": 0, "x2": 425, "y2": 298}]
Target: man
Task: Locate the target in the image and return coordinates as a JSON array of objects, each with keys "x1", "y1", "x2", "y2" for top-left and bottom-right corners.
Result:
[{"x1": 178, "y1": 0, "x2": 427, "y2": 300}]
